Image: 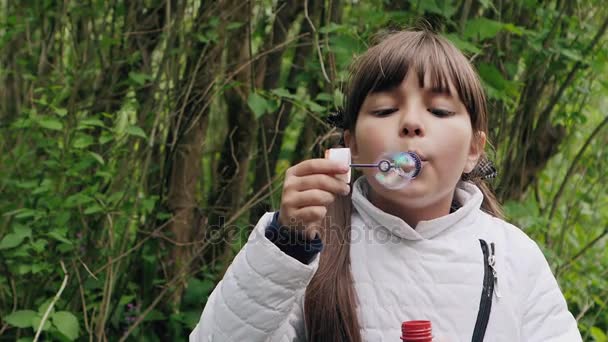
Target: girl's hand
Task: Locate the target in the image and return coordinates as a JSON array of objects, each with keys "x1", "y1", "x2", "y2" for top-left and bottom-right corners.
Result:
[{"x1": 278, "y1": 159, "x2": 351, "y2": 240}]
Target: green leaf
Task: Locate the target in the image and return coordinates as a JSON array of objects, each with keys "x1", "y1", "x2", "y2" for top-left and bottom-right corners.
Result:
[
  {"x1": 142, "y1": 197, "x2": 157, "y2": 214},
  {"x1": 315, "y1": 93, "x2": 333, "y2": 102},
  {"x1": 38, "y1": 118, "x2": 64, "y2": 131},
  {"x1": 126, "y1": 125, "x2": 147, "y2": 139},
  {"x1": 52, "y1": 311, "x2": 80, "y2": 340},
  {"x1": 142, "y1": 309, "x2": 165, "y2": 322},
  {"x1": 30, "y1": 239, "x2": 48, "y2": 253},
  {"x1": 477, "y1": 63, "x2": 508, "y2": 91},
  {"x1": 560, "y1": 48, "x2": 583, "y2": 62},
  {"x1": 183, "y1": 310, "x2": 202, "y2": 329},
  {"x1": 53, "y1": 107, "x2": 68, "y2": 117},
  {"x1": 78, "y1": 118, "x2": 105, "y2": 129},
  {"x1": 32, "y1": 178, "x2": 52, "y2": 195},
  {"x1": 266, "y1": 98, "x2": 280, "y2": 113},
  {"x1": 15, "y1": 180, "x2": 38, "y2": 189},
  {"x1": 209, "y1": 16, "x2": 220, "y2": 27},
  {"x1": 445, "y1": 34, "x2": 482, "y2": 54},
  {"x1": 183, "y1": 278, "x2": 215, "y2": 306},
  {"x1": 119, "y1": 295, "x2": 136, "y2": 306},
  {"x1": 271, "y1": 88, "x2": 298, "y2": 99},
  {"x1": 305, "y1": 100, "x2": 325, "y2": 113},
  {"x1": 478, "y1": 0, "x2": 498, "y2": 12},
  {"x1": 31, "y1": 263, "x2": 46, "y2": 274},
  {"x1": 38, "y1": 298, "x2": 55, "y2": 316},
  {"x1": 502, "y1": 23, "x2": 525, "y2": 36},
  {"x1": 0, "y1": 233, "x2": 26, "y2": 250},
  {"x1": 196, "y1": 33, "x2": 212, "y2": 43},
  {"x1": 47, "y1": 231, "x2": 73, "y2": 245},
  {"x1": 464, "y1": 18, "x2": 504, "y2": 41},
  {"x1": 58, "y1": 243, "x2": 75, "y2": 253},
  {"x1": 247, "y1": 92, "x2": 269, "y2": 119},
  {"x1": 0, "y1": 226, "x2": 31, "y2": 250},
  {"x1": 226, "y1": 22, "x2": 243, "y2": 30},
  {"x1": 11, "y1": 117, "x2": 33, "y2": 129},
  {"x1": 88, "y1": 152, "x2": 105, "y2": 165},
  {"x1": 99, "y1": 132, "x2": 114, "y2": 144},
  {"x1": 4, "y1": 310, "x2": 37, "y2": 328},
  {"x1": 128, "y1": 72, "x2": 150, "y2": 86},
  {"x1": 31, "y1": 316, "x2": 51, "y2": 331},
  {"x1": 17, "y1": 264, "x2": 32, "y2": 275},
  {"x1": 319, "y1": 22, "x2": 344, "y2": 34},
  {"x1": 418, "y1": 0, "x2": 457, "y2": 17},
  {"x1": 14, "y1": 209, "x2": 37, "y2": 219},
  {"x1": 73, "y1": 134, "x2": 94, "y2": 149},
  {"x1": 333, "y1": 89, "x2": 344, "y2": 108},
  {"x1": 84, "y1": 204, "x2": 103, "y2": 215},
  {"x1": 115, "y1": 111, "x2": 128, "y2": 134},
  {"x1": 65, "y1": 193, "x2": 94, "y2": 207},
  {"x1": 107, "y1": 191, "x2": 126, "y2": 205},
  {"x1": 417, "y1": 0, "x2": 441, "y2": 14},
  {"x1": 591, "y1": 327, "x2": 607, "y2": 342}
]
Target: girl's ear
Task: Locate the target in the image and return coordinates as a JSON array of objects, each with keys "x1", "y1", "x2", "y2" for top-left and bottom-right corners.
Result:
[
  {"x1": 464, "y1": 131, "x2": 486, "y2": 173},
  {"x1": 343, "y1": 129, "x2": 358, "y2": 159}
]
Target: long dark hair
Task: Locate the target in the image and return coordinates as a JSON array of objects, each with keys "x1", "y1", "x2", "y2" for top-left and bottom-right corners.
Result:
[{"x1": 304, "y1": 29, "x2": 503, "y2": 341}]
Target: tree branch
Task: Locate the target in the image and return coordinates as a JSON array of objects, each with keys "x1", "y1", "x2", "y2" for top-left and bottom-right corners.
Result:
[
  {"x1": 34, "y1": 261, "x2": 68, "y2": 342},
  {"x1": 557, "y1": 227, "x2": 608, "y2": 274},
  {"x1": 538, "y1": 16, "x2": 608, "y2": 122},
  {"x1": 548, "y1": 115, "x2": 608, "y2": 221}
]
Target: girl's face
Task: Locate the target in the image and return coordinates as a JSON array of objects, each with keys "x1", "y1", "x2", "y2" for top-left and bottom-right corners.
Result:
[{"x1": 344, "y1": 71, "x2": 485, "y2": 220}]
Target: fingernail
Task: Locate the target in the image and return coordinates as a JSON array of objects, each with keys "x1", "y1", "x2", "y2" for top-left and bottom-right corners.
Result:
[{"x1": 343, "y1": 185, "x2": 350, "y2": 195}]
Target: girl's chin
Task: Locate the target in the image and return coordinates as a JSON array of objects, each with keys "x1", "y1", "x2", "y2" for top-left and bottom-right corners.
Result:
[
  {"x1": 368, "y1": 177, "x2": 428, "y2": 198},
  {"x1": 389, "y1": 181, "x2": 429, "y2": 199}
]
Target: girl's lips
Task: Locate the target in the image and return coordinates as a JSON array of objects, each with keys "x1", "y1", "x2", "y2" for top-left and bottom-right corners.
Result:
[
  {"x1": 416, "y1": 155, "x2": 428, "y2": 162},
  {"x1": 405, "y1": 149, "x2": 427, "y2": 161}
]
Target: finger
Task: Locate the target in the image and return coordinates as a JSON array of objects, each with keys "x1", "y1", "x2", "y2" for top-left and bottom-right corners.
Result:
[
  {"x1": 291, "y1": 174, "x2": 350, "y2": 195},
  {"x1": 292, "y1": 206, "x2": 328, "y2": 224},
  {"x1": 290, "y1": 158, "x2": 349, "y2": 177},
  {"x1": 284, "y1": 189, "x2": 336, "y2": 208}
]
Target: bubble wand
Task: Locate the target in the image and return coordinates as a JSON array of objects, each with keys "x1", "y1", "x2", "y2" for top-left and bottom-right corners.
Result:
[{"x1": 326, "y1": 149, "x2": 423, "y2": 189}]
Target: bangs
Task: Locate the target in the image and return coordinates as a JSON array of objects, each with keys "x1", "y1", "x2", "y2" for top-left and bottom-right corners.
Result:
[
  {"x1": 367, "y1": 39, "x2": 453, "y2": 95},
  {"x1": 344, "y1": 31, "x2": 486, "y2": 130}
]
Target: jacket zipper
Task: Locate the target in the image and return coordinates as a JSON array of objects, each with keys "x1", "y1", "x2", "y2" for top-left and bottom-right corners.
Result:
[
  {"x1": 488, "y1": 242, "x2": 502, "y2": 299},
  {"x1": 472, "y1": 239, "x2": 496, "y2": 342}
]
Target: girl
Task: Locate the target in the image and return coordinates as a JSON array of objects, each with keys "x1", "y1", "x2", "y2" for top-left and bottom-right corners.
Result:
[{"x1": 190, "y1": 30, "x2": 581, "y2": 341}]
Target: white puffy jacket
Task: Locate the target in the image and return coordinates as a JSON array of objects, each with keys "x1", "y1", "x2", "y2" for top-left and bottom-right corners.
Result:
[{"x1": 191, "y1": 177, "x2": 581, "y2": 341}]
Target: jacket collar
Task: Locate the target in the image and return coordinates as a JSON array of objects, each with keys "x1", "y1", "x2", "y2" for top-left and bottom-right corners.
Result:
[{"x1": 351, "y1": 176, "x2": 483, "y2": 240}]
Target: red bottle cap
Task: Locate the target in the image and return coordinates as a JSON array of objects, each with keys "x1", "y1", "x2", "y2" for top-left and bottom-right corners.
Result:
[{"x1": 401, "y1": 320, "x2": 432, "y2": 341}]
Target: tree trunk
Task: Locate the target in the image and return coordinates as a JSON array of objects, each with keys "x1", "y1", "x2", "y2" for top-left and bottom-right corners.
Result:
[
  {"x1": 248, "y1": 0, "x2": 317, "y2": 223},
  {"x1": 496, "y1": 7, "x2": 608, "y2": 201},
  {"x1": 165, "y1": 0, "x2": 221, "y2": 308},
  {"x1": 205, "y1": 0, "x2": 255, "y2": 276}
]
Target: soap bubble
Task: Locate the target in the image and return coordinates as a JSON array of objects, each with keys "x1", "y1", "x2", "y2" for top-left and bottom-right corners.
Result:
[{"x1": 373, "y1": 151, "x2": 421, "y2": 189}]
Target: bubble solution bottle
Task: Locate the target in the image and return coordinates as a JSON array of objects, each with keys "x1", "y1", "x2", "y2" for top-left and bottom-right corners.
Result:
[{"x1": 401, "y1": 320, "x2": 433, "y2": 342}]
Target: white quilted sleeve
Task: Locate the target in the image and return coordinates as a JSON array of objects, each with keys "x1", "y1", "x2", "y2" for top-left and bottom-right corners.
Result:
[
  {"x1": 189, "y1": 212, "x2": 318, "y2": 342},
  {"x1": 267, "y1": 291, "x2": 308, "y2": 342},
  {"x1": 521, "y1": 241, "x2": 582, "y2": 341}
]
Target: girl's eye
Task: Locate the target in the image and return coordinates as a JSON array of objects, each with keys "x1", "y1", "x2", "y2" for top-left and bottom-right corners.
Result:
[
  {"x1": 371, "y1": 108, "x2": 397, "y2": 117},
  {"x1": 427, "y1": 108, "x2": 456, "y2": 117}
]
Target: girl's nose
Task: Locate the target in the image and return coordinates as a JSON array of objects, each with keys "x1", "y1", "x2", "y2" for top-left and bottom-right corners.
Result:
[{"x1": 399, "y1": 111, "x2": 425, "y2": 137}]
